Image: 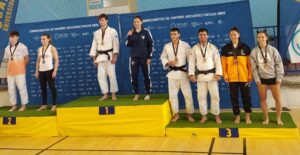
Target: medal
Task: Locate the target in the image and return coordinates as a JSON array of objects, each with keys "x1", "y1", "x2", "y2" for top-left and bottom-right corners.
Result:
[
  {"x1": 101, "y1": 42, "x2": 104, "y2": 45},
  {"x1": 234, "y1": 58, "x2": 238, "y2": 64},
  {"x1": 199, "y1": 42, "x2": 208, "y2": 63},
  {"x1": 41, "y1": 44, "x2": 50, "y2": 64},
  {"x1": 263, "y1": 63, "x2": 268, "y2": 69},
  {"x1": 172, "y1": 41, "x2": 179, "y2": 64},
  {"x1": 259, "y1": 44, "x2": 268, "y2": 66},
  {"x1": 10, "y1": 42, "x2": 19, "y2": 61},
  {"x1": 174, "y1": 57, "x2": 178, "y2": 64}
]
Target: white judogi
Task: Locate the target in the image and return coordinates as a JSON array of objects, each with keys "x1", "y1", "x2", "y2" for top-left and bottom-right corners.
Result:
[
  {"x1": 90, "y1": 26, "x2": 119, "y2": 94},
  {"x1": 161, "y1": 40, "x2": 194, "y2": 115},
  {"x1": 189, "y1": 42, "x2": 222, "y2": 116},
  {"x1": 4, "y1": 42, "x2": 29, "y2": 105}
]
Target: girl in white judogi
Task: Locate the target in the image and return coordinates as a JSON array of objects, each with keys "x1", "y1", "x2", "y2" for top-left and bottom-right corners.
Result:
[
  {"x1": 189, "y1": 28, "x2": 222, "y2": 124},
  {"x1": 161, "y1": 28, "x2": 194, "y2": 122}
]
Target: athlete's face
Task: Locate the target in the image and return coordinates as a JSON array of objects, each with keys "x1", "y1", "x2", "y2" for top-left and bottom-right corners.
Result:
[
  {"x1": 170, "y1": 31, "x2": 180, "y2": 42},
  {"x1": 198, "y1": 31, "x2": 208, "y2": 43},
  {"x1": 229, "y1": 30, "x2": 240, "y2": 44},
  {"x1": 133, "y1": 18, "x2": 142, "y2": 29},
  {"x1": 99, "y1": 18, "x2": 108, "y2": 28},
  {"x1": 41, "y1": 36, "x2": 50, "y2": 46},
  {"x1": 257, "y1": 32, "x2": 268, "y2": 46},
  {"x1": 9, "y1": 35, "x2": 19, "y2": 45}
]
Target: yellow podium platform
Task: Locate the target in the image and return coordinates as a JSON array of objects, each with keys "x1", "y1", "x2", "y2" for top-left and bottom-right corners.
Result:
[
  {"x1": 0, "y1": 107, "x2": 58, "y2": 137},
  {"x1": 166, "y1": 112, "x2": 299, "y2": 138},
  {"x1": 56, "y1": 94, "x2": 172, "y2": 136}
]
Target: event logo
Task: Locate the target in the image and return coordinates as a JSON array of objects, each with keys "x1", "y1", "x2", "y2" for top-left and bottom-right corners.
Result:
[
  {"x1": 170, "y1": 22, "x2": 188, "y2": 28},
  {"x1": 292, "y1": 29, "x2": 300, "y2": 56}
]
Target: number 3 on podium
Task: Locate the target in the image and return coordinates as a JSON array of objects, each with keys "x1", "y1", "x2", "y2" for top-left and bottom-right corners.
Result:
[
  {"x1": 226, "y1": 128, "x2": 232, "y2": 137},
  {"x1": 219, "y1": 128, "x2": 238, "y2": 138}
]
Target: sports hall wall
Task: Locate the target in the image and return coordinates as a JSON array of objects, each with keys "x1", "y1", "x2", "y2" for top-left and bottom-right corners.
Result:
[{"x1": 13, "y1": 1, "x2": 258, "y2": 108}]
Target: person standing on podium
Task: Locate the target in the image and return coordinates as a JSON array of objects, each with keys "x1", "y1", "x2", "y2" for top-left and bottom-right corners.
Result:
[
  {"x1": 160, "y1": 28, "x2": 195, "y2": 122},
  {"x1": 189, "y1": 28, "x2": 223, "y2": 124},
  {"x1": 250, "y1": 30, "x2": 284, "y2": 125},
  {"x1": 221, "y1": 27, "x2": 252, "y2": 124},
  {"x1": 90, "y1": 13, "x2": 120, "y2": 101},
  {"x1": 35, "y1": 34, "x2": 59, "y2": 112},
  {"x1": 126, "y1": 16, "x2": 153, "y2": 101},
  {"x1": 2, "y1": 31, "x2": 29, "y2": 112}
]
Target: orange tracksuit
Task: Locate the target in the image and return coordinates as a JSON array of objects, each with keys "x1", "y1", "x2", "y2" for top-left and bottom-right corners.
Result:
[{"x1": 221, "y1": 42, "x2": 252, "y2": 82}]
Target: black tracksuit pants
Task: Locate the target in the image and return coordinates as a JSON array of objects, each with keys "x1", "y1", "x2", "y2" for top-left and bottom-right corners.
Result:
[
  {"x1": 39, "y1": 69, "x2": 57, "y2": 105},
  {"x1": 130, "y1": 57, "x2": 151, "y2": 94},
  {"x1": 229, "y1": 82, "x2": 252, "y2": 115}
]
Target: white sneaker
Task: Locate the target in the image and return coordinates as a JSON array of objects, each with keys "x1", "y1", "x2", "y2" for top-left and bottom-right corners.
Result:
[{"x1": 144, "y1": 95, "x2": 151, "y2": 101}]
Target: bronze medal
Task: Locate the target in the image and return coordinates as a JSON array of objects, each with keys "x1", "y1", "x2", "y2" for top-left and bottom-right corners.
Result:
[
  {"x1": 172, "y1": 41, "x2": 179, "y2": 64},
  {"x1": 174, "y1": 57, "x2": 178, "y2": 64},
  {"x1": 200, "y1": 43, "x2": 208, "y2": 63},
  {"x1": 10, "y1": 42, "x2": 19, "y2": 61},
  {"x1": 234, "y1": 58, "x2": 238, "y2": 64}
]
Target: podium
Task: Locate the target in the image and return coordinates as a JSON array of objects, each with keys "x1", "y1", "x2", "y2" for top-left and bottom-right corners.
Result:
[
  {"x1": 56, "y1": 94, "x2": 172, "y2": 136},
  {"x1": 0, "y1": 107, "x2": 58, "y2": 137},
  {"x1": 166, "y1": 112, "x2": 299, "y2": 138}
]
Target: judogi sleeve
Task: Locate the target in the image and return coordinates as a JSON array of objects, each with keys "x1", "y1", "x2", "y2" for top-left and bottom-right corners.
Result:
[
  {"x1": 112, "y1": 29, "x2": 119, "y2": 54},
  {"x1": 188, "y1": 46, "x2": 196, "y2": 76},
  {"x1": 213, "y1": 45, "x2": 222, "y2": 76},
  {"x1": 89, "y1": 32, "x2": 97, "y2": 57},
  {"x1": 160, "y1": 44, "x2": 169, "y2": 70}
]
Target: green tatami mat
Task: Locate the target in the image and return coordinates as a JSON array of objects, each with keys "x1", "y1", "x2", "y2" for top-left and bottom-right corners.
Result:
[
  {"x1": 0, "y1": 106, "x2": 56, "y2": 117},
  {"x1": 61, "y1": 94, "x2": 169, "y2": 107},
  {"x1": 167, "y1": 112, "x2": 297, "y2": 128}
]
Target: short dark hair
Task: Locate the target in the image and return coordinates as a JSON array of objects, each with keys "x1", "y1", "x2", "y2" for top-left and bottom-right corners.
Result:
[
  {"x1": 9, "y1": 31, "x2": 19, "y2": 37},
  {"x1": 98, "y1": 13, "x2": 108, "y2": 20},
  {"x1": 170, "y1": 27, "x2": 180, "y2": 33},
  {"x1": 229, "y1": 27, "x2": 240, "y2": 34},
  {"x1": 198, "y1": 28, "x2": 208, "y2": 34},
  {"x1": 134, "y1": 16, "x2": 142, "y2": 21}
]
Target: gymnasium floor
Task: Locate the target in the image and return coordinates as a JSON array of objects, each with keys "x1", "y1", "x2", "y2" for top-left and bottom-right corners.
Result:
[{"x1": 0, "y1": 108, "x2": 299, "y2": 155}]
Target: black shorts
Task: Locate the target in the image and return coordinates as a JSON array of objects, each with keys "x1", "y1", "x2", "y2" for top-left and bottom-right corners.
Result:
[{"x1": 260, "y1": 78, "x2": 277, "y2": 85}]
